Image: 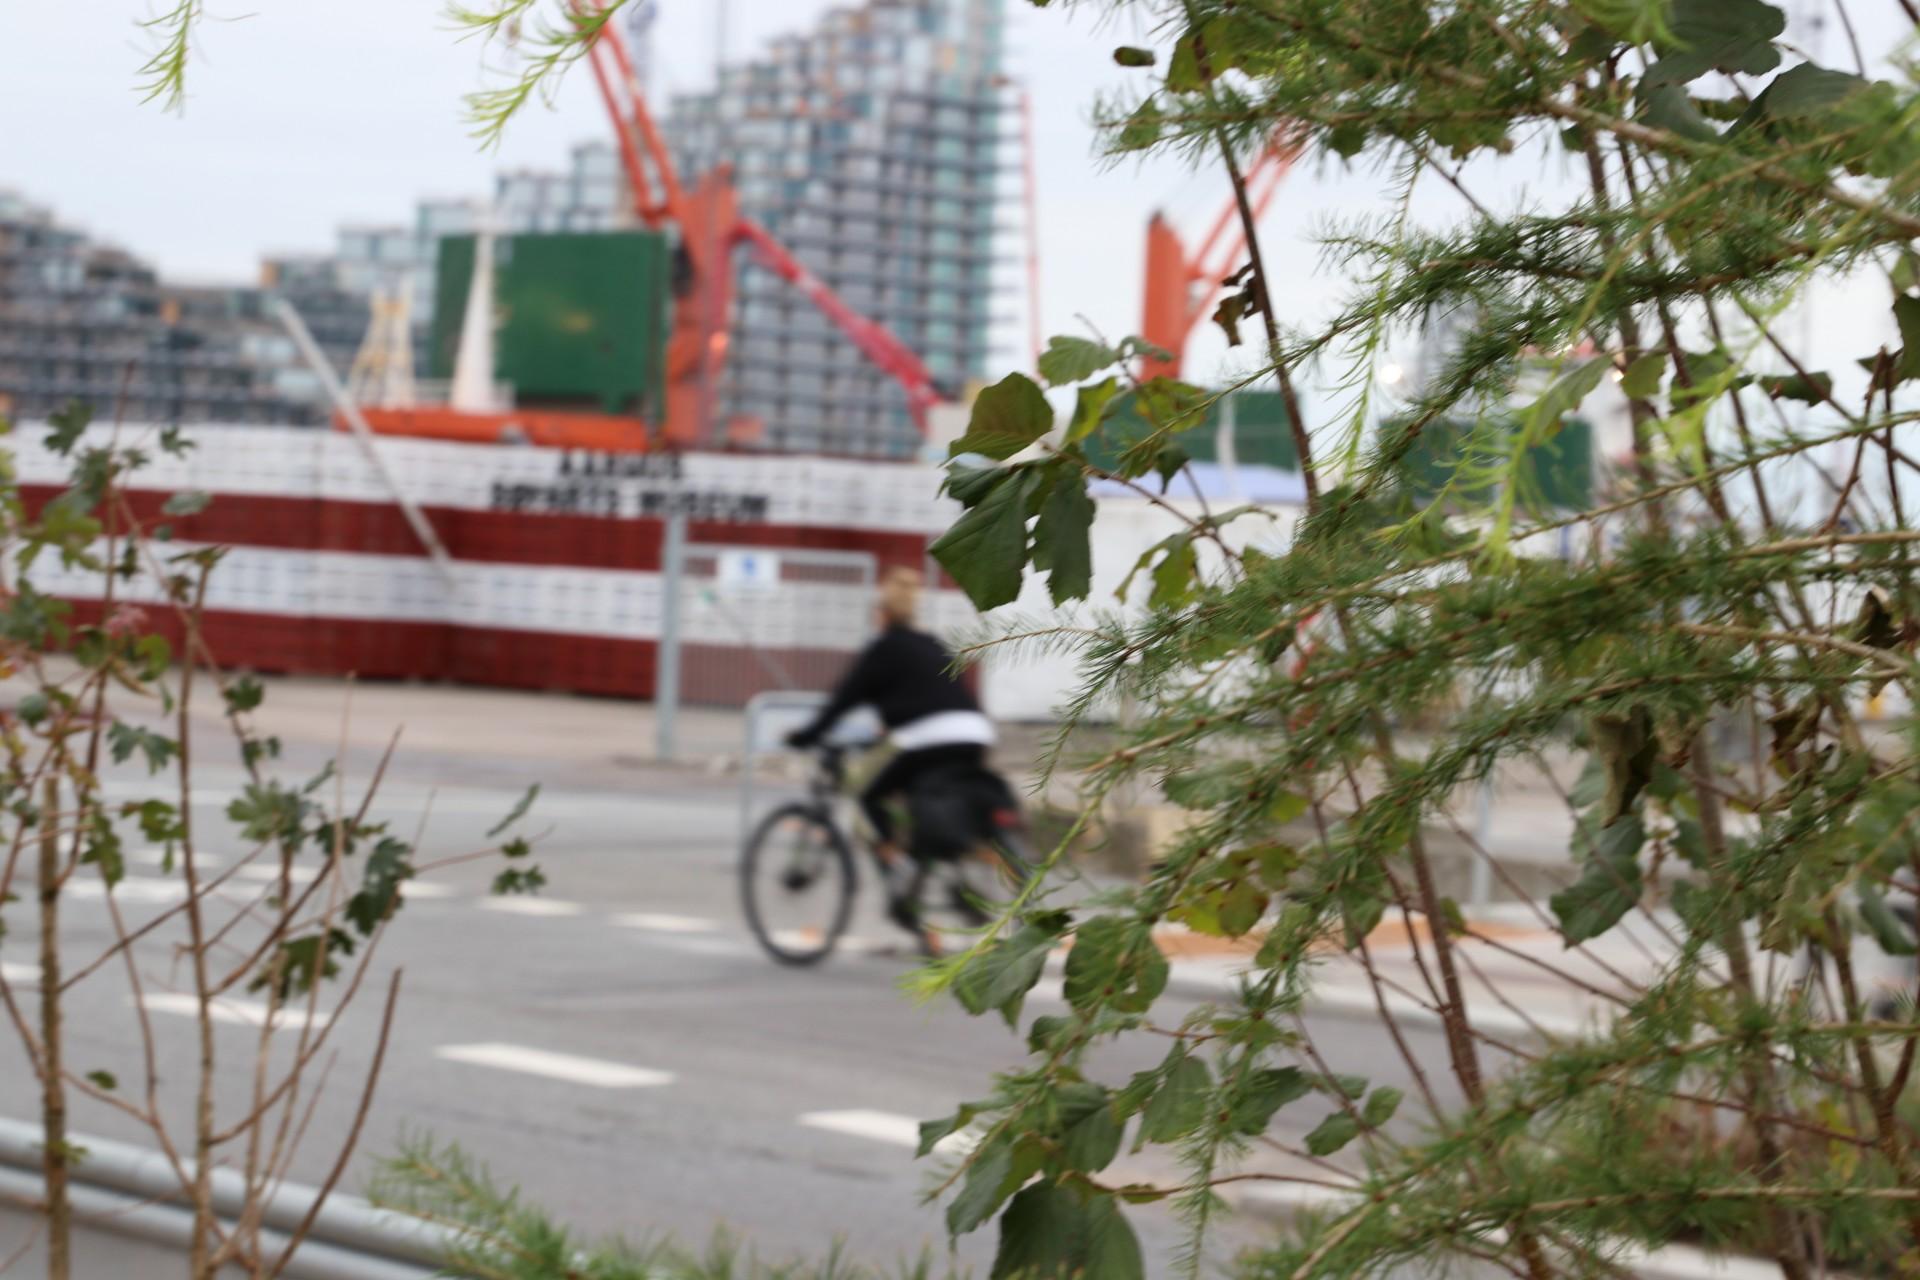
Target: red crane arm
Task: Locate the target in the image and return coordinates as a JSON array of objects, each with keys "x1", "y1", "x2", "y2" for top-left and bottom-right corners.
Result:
[
  {"x1": 1138, "y1": 131, "x2": 1304, "y2": 381},
  {"x1": 735, "y1": 217, "x2": 943, "y2": 430},
  {"x1": 579, "y1": 8, "x2": 948, "y2": 441}
]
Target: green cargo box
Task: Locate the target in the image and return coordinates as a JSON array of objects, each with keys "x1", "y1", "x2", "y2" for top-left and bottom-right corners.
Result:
[
  {"x1": 430, "y1": 231, "x2": 670, "y2": 417},
  {"x1": 1082, "y1": 388, "x2": 1300, "y2": 473}
]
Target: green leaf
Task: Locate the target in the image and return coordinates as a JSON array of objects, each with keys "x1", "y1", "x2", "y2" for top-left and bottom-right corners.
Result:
[
  {"x1": 107, "y1": 723, "x2": 178, "y2": 775},
  {"x1": 1305, "y1": 1110, "x2": 1363, "y2": 1156},
  {"x1": 1143, "y1": 537, "x2": 1197, "y2": 612},
  {"x1": 1057, "y1": 1083, "x2": 1123, "y2": 1172},
  {"x1": 81, "y1": 815, "x2": 124, "y2": 888},
  {"x1": 1644, "y1": 0, "x2": 1785, "y2": 88},
  {"x1": 226, "y1": 782, "x2": 307, "y2": 845},
  {"x1": 1361, "y1": 1086, "x2": 1404, "y2": 1127},
  {"x1": 956, "y1": 914, "x2": 1067, "y2": 1025},
  {"x1": 223, "y1": 676, "x2": 265, "y2": 714},
  {"x1": 932, "y1": 470, "x2": 1040, "y2": 611},
  {"x1": 1038, "y1": 337, "x2": 1122, "y2": 387},
  {"x1": 1066, "y1": 377, "x2": 1120, "y2": 444},
  {"x1": 1522, "y1": 358, "x2": 1609, "y2": 442},
  {"x1": 952, "y1": 373, "x2": 1054, "y2": 459},
  {"x1": 949, "y1": 1139, "x2": 1017, "y2": 1236},
  {"x1": 1216, "y1": 880, "x2": 1269, "y2": 938},
  {"x1": 1619, "y1": 352, "x2": 1669, "y2": 399},
  {"x1": 919, "y1": 1105, "x2": 979, "y2": 1158},
  {"x1": 1732, "y1": 63, "x2": 1870, "y2": 133},
  {"x1": 1139, "y1": 1054, "x2": 1211, "y2": 1145},
  {"x1": 162, "y1": 489, "x2": 211, "y2": 517},
  {"x1": 1249, "y1": 842, "x2": 1301, "y2": 890},
  {"x1": 1231, "y1": 1066, "x2": 1311, "y2": 1134},
  {"x1": 487, "y1": 783, "x2": 540, "y2": 838},
  {"x1": 1112, "y1": 45, "x2": 1155, "y2": 67},
  {"x1": 1329, "y1": 122, "x2": 1367, "y2": 158},
  {"x1": 1117, "y1": 100, "x2": 1163, "y2": 151},
  {"x1": 1638, "y1": 84, "x2": 1718, "y2": 141},
  {"x1": 1894, "y1": 297, "x2": 1920, "y2": 383},
  {"x1": 1551, "y1": 815, "x2": 1646, "y2": 944},
  {"x1": 85, "y1": 1070, "x2": 118, "y2": 1092},
  {"x1": 1758, "y1": 371, "x2": 1833, "y2": 404},
  {"x1": 346, "y1": 836, "x2": 413, "y2": 935},
  {"x1": 990, "y1": 1183, "x2": 1143, "y2": 1280},
  {"x1": 491, "y1": 865, "x2": 547, "y2": 895},
  {"x1": 17, "y1": 693, "x2": 50, "y2": 728},
  {"x1": 43, "y1": 402, "x2": 92, "y2": 456},
  {"x1": 1033, "y1": 477, "x2": 1095, "y2": 606},
  {"x1": 1859, "y1": 886, "x2": 1916, "y2": 957},
  {"x1": 1062, "y1": 917, "x2": 1168, "y2": 1014}
]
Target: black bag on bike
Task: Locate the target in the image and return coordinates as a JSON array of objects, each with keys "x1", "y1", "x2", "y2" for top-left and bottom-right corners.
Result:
[{"x1": 907, "y1": 765, "x2": 1019, "y2": 862}]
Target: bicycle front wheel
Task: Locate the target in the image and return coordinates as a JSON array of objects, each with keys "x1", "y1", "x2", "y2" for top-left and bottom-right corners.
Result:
[{"x1": 740, "y1": 803, "x2": 856, "y2": 966}]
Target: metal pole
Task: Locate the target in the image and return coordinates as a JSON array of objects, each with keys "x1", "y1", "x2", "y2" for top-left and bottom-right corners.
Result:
[
  {"x1": 656, "y1": 505, "x2": 688, "y2": 761},
  {"x1": 272, "y1": 298, "x2": 457, "y2": 588},
  {"x1": 1469, "y1": 774, "x2": 1494, "y2": 910},
  {"x1": 1217, "y1": 391, "x2": 1242, "y2": 501}
]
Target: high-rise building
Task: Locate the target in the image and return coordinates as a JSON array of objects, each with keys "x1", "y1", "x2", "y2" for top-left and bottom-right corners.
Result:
[
  {"x1": 0, "y1": 189, "x2": 323, "y2": 426},
  {"x1": 666, "y1": 0, "x2": 1010, "y2": 457}
]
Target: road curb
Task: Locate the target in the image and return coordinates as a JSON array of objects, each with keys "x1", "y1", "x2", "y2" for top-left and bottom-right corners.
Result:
[
  {"x1": 1227, "y1": 1182, "x2": 1817, "y2": 1279},
  {"x1": 1152, "y1": 955, "x2": 1597, "y2": 1039}
]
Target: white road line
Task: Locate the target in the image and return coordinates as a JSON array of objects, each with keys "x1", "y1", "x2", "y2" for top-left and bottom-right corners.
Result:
[
  {"x1": 436, "y1": 1043, "x2": 672, "y2": 1088},
  {"x1": 476, "y1": 897, "x2": 585, "y2": 918},
  {"x1": 140, "y1": 993, "x2": 331, "y2": 1031},
  {"x1": 400, "y1": 881, "x2": 459, "y2": 900},
  {"x1": 1, "y1": 963, "x2": 40, "y2": 985},
  {"x1": 654, "y1": 936, "x2": 756, "y2": 959},
  {"x1": 228, "y1": 864, "x2": 322, "y2": 885},
  {"x1": 800, "y1": 1110, "x2": 981, "y2": 1157},
  {"x1": 612, "y1": 912, "x2": 717, "y2": 934},
  {"x1": 65, "y1": 877, "x2": 186, "y2": 904},
  {"x1": 769, "y1": 931, "x2": 909, "y2": 957},
  {"x1": 127, "y1": 845, "x2": 218, "y2": 867}
]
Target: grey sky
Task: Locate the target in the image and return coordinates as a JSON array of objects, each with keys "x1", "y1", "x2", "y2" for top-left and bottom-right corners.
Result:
[{"x1": 0, "y1": 1, "x2": 1903, "y2": 414}]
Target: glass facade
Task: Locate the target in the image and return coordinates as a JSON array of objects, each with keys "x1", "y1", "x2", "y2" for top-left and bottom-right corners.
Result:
[{"x1": 667, "y1": 0, "x2": 1010, "y2": 457}]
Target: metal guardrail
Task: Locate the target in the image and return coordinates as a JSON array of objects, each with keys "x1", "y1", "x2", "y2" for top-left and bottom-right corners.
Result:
[{"x1": 0, "y1": 1118, "x2": 454, "y2": 1279}]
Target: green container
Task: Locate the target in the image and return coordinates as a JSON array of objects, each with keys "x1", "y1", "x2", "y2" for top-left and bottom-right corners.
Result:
[
  {"x1": 430, "y1": 231, "x2": 670, "y2": 416},
  {"x1": 1082, "y1": 388, "x2": 1299, "y2": 473},
  {"x1": 1392, "y1": 415, "x2": 1594, "y2": 512}
]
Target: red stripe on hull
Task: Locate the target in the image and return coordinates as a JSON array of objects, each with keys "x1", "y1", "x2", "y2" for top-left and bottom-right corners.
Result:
[{"x1": 22, "y1": 486, "x2": 932, "y2": 572}]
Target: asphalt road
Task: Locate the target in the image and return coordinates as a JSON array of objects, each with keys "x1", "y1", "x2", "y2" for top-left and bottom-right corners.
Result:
[{"x1": 0, "y1": 753, "x2": 1465, "y2": 1278}]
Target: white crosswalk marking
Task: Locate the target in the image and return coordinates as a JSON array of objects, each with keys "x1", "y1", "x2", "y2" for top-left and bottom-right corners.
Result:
[
  {"x1": 612, "y1": 912, "x2": 716, "y2": 933},
  {"x1": 799, "y1": 1109, "x2": 980, "y2": 1156},
  {"x1": 1, "y1": 963, "x2": 40, "y2": 986},
  {"x1": 477, "y1": 897, "x2": 584, "y2": 918},
  {"x1": 141, "y1": 992, "x2": 331, "y2": 1031},
  {"x1": 399, "y1": 881, "x2": 458, "y2": 900},
  {"x1": 436, "y1": 1043, "x2": 673, "y2": 1088}
]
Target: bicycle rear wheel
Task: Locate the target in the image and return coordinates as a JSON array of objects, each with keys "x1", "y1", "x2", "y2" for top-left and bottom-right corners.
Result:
[
  {"x1": 918, "y1": 830, "x2": 1038, "y2": 944},
  {"x1": 740, "y1": 803, "x2": 856, "y2": 966}
]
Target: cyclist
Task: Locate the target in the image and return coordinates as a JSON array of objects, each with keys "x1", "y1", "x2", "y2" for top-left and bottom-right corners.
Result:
[{"x1": 785, "y1": 566, "x2": 995, "y2": 933}]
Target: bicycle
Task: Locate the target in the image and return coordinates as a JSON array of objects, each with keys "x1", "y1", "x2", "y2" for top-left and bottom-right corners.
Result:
[{"x1": 739, "y1": 743, "x2": 1037, "y2": 965}]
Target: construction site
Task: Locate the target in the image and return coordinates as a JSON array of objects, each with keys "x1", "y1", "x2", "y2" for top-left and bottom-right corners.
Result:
[{"x1": 0, "y1": 0, "x2": 1331, "y2": 722}]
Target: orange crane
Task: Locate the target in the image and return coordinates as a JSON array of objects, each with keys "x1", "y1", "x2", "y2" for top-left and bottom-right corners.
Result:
[
  {"x1": 1137, "y1": 134, "x2": 1302, "y2": 380},
  {"x1": 367, "y1": 9, "x2": 949, "y2": 454}
]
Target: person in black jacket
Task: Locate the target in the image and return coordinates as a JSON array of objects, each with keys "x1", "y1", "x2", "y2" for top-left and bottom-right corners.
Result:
[{"x1": 786, "y1": 566, "x2": 994, "y2": 921}]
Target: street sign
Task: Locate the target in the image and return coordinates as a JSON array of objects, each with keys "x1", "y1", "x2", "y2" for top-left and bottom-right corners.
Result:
[{"x1": 716, "y1": 549, "x2": 780, "y2": 592}]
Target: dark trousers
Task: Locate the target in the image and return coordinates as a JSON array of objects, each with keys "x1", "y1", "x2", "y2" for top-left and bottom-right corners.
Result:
[{"x1": 860, "y1": 743, "x2": 986, "y2": 847}]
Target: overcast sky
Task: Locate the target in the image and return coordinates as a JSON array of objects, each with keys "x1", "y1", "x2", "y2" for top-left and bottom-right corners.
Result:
[{"x1": 0, "y1": 1, "x2": 1904, "y2": 416}]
